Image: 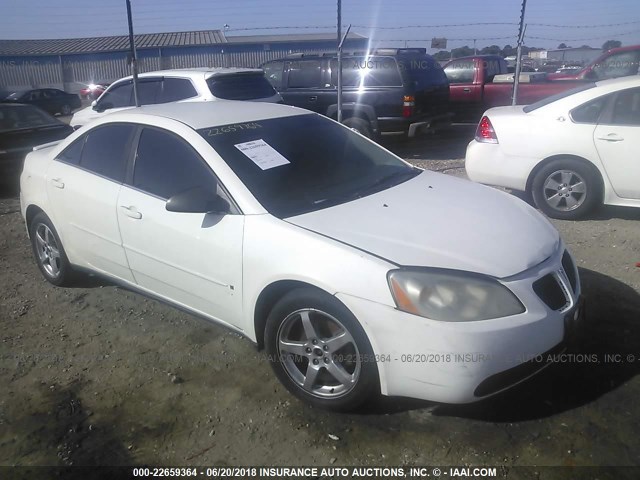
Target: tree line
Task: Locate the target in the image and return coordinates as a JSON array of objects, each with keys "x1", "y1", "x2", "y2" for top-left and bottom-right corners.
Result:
[{"x1": 432, "y1": 40, "x2": 623, "y2": 61}]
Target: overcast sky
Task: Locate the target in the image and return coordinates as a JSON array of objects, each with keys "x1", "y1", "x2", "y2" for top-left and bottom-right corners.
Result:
[{"x1": 1, "y1": 0, "x2": 639, "y2": 51}]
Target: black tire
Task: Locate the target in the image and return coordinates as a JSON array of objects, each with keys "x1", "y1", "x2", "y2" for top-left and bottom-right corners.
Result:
[
  {"x1": 265, "y1": 288, "x2": 379, "y2": 411},
  {"x1": 61, "y1": 104, "x2": 71, "y2": 116},
  {"x1": 29, "y1": 212, "x2": 75, "y2": 286},
  {"x1": 342, "y1": 117, "x2": 373, "y2": 139},
  {"x1": 531, "y1": 158, "x2": 601, "y2": 220}
]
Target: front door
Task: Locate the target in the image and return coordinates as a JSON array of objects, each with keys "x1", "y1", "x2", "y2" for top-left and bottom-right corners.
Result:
[{"x1": 116, "y1": 126, "x2": 245, "y2": 328}]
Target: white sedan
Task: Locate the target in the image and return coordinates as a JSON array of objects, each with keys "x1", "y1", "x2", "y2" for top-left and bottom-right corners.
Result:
[
  {"x1": 21, "y1": 102, "x2": 582, "y2": 411},
  {"x1": 466, "y1": 76, "x2": 640, "y2": 219}
]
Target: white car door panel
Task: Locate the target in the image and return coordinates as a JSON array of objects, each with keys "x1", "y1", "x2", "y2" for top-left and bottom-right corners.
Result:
[
  {"x1": 45, "y1": 125, "x2": 136, "y2": 281},
  {"x1": 116, "y1": 127, "x2": 244, "y2": 328},
  {"x1": 594, "y1": 87, "x2": 640, "y2": 200},
  {"x1": 117, "y1": 187, "x2": 244, "y2": 327}
]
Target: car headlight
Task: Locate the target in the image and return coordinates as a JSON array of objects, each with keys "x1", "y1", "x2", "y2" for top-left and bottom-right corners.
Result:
[{"x1": 387, "y1": 268, "x2": 525, "y2": 322}]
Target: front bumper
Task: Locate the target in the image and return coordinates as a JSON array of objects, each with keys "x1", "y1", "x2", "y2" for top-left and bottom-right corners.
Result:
[{"x1": 336, "y1": 245, "x2": 582, "y2": 404}]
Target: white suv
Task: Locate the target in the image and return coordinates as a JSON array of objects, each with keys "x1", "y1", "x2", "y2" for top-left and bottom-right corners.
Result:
[{"x1": 70, "y1": 68, "x2": 282, "y2": 128}]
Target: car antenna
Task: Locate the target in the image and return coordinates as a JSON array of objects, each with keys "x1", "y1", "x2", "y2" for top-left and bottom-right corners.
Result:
[{"x1": 126, "y1": 0, "x2": 140, "y2": 107}]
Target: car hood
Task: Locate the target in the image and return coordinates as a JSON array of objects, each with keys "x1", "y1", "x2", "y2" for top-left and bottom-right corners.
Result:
[{"x1": 286, "y1": 171, "x2": 560, "y2": 278}]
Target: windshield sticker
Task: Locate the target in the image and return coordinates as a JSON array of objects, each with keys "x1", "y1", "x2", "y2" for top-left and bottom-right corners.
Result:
[
  {"x1": 206, "y1": 122, "x2": 262, "y2": 136},
  {"x1": 234, "y1": 139, "x2": 290, "y2": 170}
]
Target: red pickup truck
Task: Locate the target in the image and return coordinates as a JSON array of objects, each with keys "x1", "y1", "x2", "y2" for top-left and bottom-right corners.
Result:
[
  {"x1": 443, "y1": 55, "x2": 586, "y2": 122},
  {"x1": 547, "y1": 45, "x2": 640, "y2": 81}
]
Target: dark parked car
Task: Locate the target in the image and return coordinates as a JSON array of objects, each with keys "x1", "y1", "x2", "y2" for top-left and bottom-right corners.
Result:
[
  {"x1": 2, "y1": 88, "x2": 81, "y2": 116},
  {"x1": 0, "y1": 103, "x2": 73, "y2": 179},
  {"x1": 262, "y1": 48, "x2": 451, "y2": 138}
]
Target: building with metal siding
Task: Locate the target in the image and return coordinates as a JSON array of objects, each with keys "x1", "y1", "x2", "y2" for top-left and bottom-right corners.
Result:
[{"x1": 0, "y1": 30, "x2": 368, "y2": 92}]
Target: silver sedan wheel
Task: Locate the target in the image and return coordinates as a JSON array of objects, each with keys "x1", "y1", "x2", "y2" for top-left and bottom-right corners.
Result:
[
  {"x1": 34, "y1": 223, "x2": 62, "y2": 278},
  {"x1": 542, "y1": 169, "x2": 587, "y2": 212},
  {"x1": 277, "y1": 308, "x2": 361, "y2": 399}
]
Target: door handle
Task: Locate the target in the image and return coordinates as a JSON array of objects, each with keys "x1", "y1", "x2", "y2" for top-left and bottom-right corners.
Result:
[
  {"x1": 50, "y1": 178, "x2": 65, "y2": 189},
  {"x1": 463, "y1": 88, "x2": 471, "y2": 93},
  {"x1": 309, "y1": 95, "x2": 318, "y2": 102},
  {"x1": 120, "y1": 205, "x2": 142, "y2": 219},
  {"x1": 597, "y1": 133, "x2": 624, "y2": 142}
]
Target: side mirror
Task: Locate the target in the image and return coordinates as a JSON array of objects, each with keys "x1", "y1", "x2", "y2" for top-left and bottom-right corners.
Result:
[
  {"x1": 91, "y1": 100, "x2": 98, "y2": 110},
  {"x1": 583, "y1": 69, "x2": 597, "y2": 80},
  {"x1": 165, "y1": 186, "x2": 230, "y2": 214}
]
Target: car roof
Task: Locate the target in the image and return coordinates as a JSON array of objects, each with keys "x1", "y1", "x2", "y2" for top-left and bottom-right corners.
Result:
[
  {"x1": 98, "y1": 100, "x2": 309, "y2": 130},
  {"x1": 594, "y1": 75, "x2": 640, "y2": 89},
  {"x1": 115, "y1": 67, "x2": 264, "y2": 83}
]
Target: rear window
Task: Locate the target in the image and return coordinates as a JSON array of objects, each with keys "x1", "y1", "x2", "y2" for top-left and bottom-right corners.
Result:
[
  {"x1": 523, "y1": 83, "x2": 597, "y2": 112},
  {"x1": 398, "y1": 55, "x2": 448, "y2": 89},
  {"x1": 207, "y1": 74, "x2": 277, "y2": 100}
]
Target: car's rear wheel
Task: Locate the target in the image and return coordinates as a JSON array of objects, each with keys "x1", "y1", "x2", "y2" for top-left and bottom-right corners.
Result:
[
  {"x1": 61, "y1": 104, "x2": 71, "y2": 116},
  {"x1": 265, "y1": 288, "x2": 379, "y2": 411},
  {"x1": 343, "y1": 117, "x2": 373, "y2": 138},
  {"x1": 29, "y1": 212, "x2": 75, "y2": 286},
  {"x1": 531, "y1": 158, "x2": 601, "y2": 220}
]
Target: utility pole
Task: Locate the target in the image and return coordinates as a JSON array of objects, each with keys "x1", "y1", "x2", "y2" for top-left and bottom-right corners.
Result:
[
  {"x1": 126, "y1": 0, "x2": 140, "y2": 107},
  {"x1": 337, "y1": 24, "x2": 351, "y2": 124},
  {"x1": 474, "y1": 39, "x2": 477, "y2": 55},
  {"x1": 337, "y1": 0, "x2": 343, "y2": 123},
  {"x1": 512, "y1": 0, "x2": 528, "y2": 106}
]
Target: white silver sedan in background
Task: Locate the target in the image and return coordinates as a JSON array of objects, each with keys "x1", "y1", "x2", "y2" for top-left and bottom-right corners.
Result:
[
  {"x1": 466, "y1": 76, "x2": 640, "y2": 219},
  {"x1": 21, "y1": 102, "x2": 582, "y2": 411}
]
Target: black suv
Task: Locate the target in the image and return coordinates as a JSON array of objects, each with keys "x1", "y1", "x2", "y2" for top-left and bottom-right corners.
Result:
[{"x1": 262, "y1": 48, "x2": 450, "y2": 138}]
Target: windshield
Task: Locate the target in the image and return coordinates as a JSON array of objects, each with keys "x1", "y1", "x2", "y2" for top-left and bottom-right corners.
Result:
[
  {"x1": 0, "y1": 104, "x2": 60, "y2": 132},
  {"x1": 523, "y1": 83, "x2": 597, "y2": 112},
  {"x1": 198, "y1": 114, "x2": 418, "y2": 218},
  {"x1": 5, "y1": 91, "x2": 26, "y2": 100},
  {"x1": 207, "y1": 73, "x2": 278, "y2": 100}
]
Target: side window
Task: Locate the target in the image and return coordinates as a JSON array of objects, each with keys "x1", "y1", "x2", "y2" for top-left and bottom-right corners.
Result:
[
  {"x1": 263, "y1": 61, "x2": 284, "y2": 89},
  {"x1": 132, "y1": 128, "x2": 217, "y2": 200},
  {"x1": 592, "y1": 51, "x2": 640, "y2": 80},
  {"x1": 570, "y1": 94, "x2": 611, "y2": 124},
  {"x1": 286, "y1": 60, "x2": 323, "y2": 88},
  {"x1": 57, "y1": 136, "x2": 86, "y2": 165},
  {"x1": 158, "y1": 78, "x2": 198, "y2": 103},
  {"x1": 80, "y1": 124, "x2": 135, "y2": 182},
  {"x1": 98, "y1": 82, "x2": 133, "y2": 109},
  {"x1": 331, "y1": 57, "x2": 402, "y2": 87},
  {"x1": 610, "y1": 88, "x2": 640, "y2": 126},
  {"x1": 137, "y1": 79, "x2": 161, "y2": 105},
  {"x1": 28, "y1": 91, "x2": 41, "y2": 101},
  {"x1": 444, "y1": 60, "x2": 476, "y2": 84}
]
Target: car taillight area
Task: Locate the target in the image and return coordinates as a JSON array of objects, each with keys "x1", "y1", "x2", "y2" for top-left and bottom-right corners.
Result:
[
  {"x1": 402, "y1": 95, "x2": 415, "y2": 118},
  {"x1": 475, "y1": 116, "x2": 499, "y2": 144}
]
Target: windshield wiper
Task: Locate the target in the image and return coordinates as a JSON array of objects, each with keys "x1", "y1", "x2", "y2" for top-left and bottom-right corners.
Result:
[{"x1": 312, "y1": 168, "x2": 420, "y2": 206}]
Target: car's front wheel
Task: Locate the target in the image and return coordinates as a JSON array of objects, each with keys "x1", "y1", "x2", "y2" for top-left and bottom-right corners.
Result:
[
  {"x1": 265, "y1": 288, "x2": 379, "y2": 411},
  {"x1": 29, "y1": 212, "x2": 75, "y2": 286},
  {"x1": 531, "y1": 158, "x2": 601, "y2": 220}
]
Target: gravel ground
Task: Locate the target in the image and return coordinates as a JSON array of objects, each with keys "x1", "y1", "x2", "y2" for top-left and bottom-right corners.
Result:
[{"x1": 1, "y1": 126, "x2": 639, "y2": 474}]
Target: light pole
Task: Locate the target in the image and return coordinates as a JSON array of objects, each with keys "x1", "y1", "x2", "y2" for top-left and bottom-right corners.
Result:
[{"x1": 125, "y1": 0, "x2": 139, "y2": 107}]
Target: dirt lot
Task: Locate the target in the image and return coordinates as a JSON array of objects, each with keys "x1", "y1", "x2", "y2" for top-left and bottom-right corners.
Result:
[{"x1": 1, "y1": 127, "x2": 639, "y2": 474}]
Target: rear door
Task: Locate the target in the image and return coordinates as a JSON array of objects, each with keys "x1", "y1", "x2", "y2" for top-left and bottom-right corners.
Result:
[
  {"x1": 593, "y1": 87, "x2": 640, "y2": 199},
  {"x1": 45, "y1": 123, "x2": 137, "y2": 281},
  {"x1": 281, "y1": 59, "x2": 329, "y2": 113}
]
